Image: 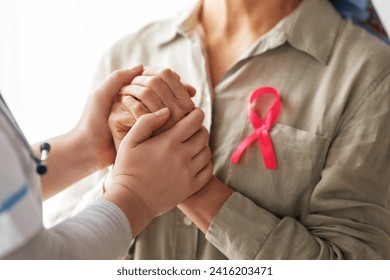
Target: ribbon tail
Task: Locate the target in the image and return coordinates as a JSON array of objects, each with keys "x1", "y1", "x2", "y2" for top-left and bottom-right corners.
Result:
[
  {"x1": 230, "y1": 133, "x2": 257, "y2": 163},
  {"x1": 258, "y1": 130, "x2": 278, "y2": 170}
]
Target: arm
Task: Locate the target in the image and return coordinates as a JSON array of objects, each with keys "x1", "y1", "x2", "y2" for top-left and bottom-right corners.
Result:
[
  {"x1": 105, "y1": 107, "x2": 212, "y2": 237},
  {"x1": 4, "y1": 107, "x2": 212, "y2": 259},
  {"x1": 181, "y1": 73, "x2": 390, "y2": 260},
  {"x1": 35, "y1": 66, "x2": 143, "y2": 199},
  {"x1": 5, "y1": 200, "x2": 132, "y2": 259},
  {"x1": 112, "y1": 68, "x2": 390, "y2": 259}
]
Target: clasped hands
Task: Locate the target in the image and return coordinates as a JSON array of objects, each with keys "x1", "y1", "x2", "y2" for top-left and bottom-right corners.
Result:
[{"x1": 106, "y1": 65, "x2": 214, "y2": 235}]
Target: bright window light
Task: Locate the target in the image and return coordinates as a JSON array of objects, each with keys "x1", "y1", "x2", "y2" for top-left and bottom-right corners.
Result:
[{"x1": 0, "y1": 0, "x2": 193, "y2": 143}]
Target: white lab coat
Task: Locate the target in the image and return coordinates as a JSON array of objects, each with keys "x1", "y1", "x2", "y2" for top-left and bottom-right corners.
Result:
[
  {"x1": 0, "y1": 97, "x2": 132, "y2": 259},
  {"x1": 0, "y1": 98, "x2": 42, "y2": 258}
]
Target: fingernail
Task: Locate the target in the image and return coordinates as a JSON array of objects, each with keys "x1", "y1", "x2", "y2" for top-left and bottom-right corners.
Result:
[{"x1": 154, "y1": 107, "x2": 169, "y2": 117}]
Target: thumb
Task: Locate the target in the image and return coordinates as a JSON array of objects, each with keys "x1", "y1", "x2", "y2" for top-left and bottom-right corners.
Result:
[
  {"x1": 95, "y1": 64, "x2": 144, "y2": 105},
  {"x1": 123, "y1": 108, "x2": 170, "y2": 148}
]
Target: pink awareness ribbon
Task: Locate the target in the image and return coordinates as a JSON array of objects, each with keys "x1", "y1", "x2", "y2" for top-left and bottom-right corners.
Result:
[{"x1": 230, "y1": 86, "x2": 281, "y2": 170}]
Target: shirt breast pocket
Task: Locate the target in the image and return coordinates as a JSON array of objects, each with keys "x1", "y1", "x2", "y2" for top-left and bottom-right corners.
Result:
[{"x1": 225, "y1": 123, "x2": 330, "y2": 218}]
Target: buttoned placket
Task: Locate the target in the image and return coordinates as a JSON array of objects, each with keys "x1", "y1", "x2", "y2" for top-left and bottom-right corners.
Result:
[{"x1": 166, "y1": 6, "x2": 290, "y2": 259}]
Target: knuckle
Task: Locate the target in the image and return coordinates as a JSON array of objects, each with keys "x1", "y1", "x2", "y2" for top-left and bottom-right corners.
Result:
[
  {"x1": 144, "y1": 87, "x2": 154, "y2": 97},
  {"x1": 173, "y1": 71, "x2": 181, "y2": 80},
  {"x1": 136, "y1": 87, "x2": 152, "y2": 100},
  {"x1": 159, "y1": 68, "x2": 174, "y2": 78},
  {"x1": 119, "y1": 85, "x2": 131, "y2": 95},
  {"x1": 177, "y1": 97, "x2": 195, "y2": 111},
  {"x1": 200, "y1": 126, "x2": 209, "y2": 137},
  {"x1": 193, "y1": 108, "x2": 205, "y2": 121},
  {"x1": 205, "y1": 146, "x2": 212, "y2": 160},
  {"x1": 122, "y1": 95, "x2": 134, "y2": 105},
  {"x1": 130, "y1": 76, "x2": 143, "y2": 85},
  {"x1": 182, "y1": 101, "x2": 195, "y2": 113},
  {"x1": 197, "y1": 131, "x2": 209, "y2": 145},
  {"x1": 149, "y1": 76, "x2": 162, "y2": 88},
  {"x1": 132, "y1": 102, "x2": 146, "y2": 115}
]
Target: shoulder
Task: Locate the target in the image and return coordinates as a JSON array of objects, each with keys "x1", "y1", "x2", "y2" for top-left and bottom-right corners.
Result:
[
  {"x1": 332, "y1": 20, "x2": 390, "y2": 79},
  {"x1": 327, "y1": 20, "x2": 390, "y2": 116},
  {"x1": 326, "y1": 20, "x2": 390, "y2": 131}
]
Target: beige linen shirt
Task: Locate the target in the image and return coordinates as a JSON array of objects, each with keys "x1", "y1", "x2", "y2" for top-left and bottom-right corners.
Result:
[{"x1": 92, "y1": 0, "x2": 390, "y2": 259}]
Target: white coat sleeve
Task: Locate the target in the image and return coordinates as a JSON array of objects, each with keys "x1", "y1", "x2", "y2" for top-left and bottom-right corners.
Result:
[{"x1": 3, "y1": 199, "x2": 132, "y2": 260}]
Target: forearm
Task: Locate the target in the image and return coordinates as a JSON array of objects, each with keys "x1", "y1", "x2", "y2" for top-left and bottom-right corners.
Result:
[
  {"x1": 210, "y1": 192, "x2": 390, "y2": 259},
  {"x1": 178, "y1": 178, "x2": 389, "y2": 260},
  {"x1": 34, "y1": 131, "x2": 98, "y2": 199},
  {"x1": 4, "y1": 200, "x2": 131, "y2": 260}
]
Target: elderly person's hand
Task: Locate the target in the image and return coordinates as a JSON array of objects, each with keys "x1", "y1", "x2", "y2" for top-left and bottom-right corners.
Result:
[{"x1": 109, "y1": 67, "x2": 197, "y2": 150}]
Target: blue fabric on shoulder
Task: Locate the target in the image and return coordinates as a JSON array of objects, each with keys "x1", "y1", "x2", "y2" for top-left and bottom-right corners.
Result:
[{"x1": 331, "y1": 0, "x2": 389, "y2": 44}]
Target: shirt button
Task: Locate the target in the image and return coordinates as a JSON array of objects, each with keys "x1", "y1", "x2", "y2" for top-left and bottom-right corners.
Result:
[{"x1": 183, "y1": 216, "x2": 192, "y2": 226}]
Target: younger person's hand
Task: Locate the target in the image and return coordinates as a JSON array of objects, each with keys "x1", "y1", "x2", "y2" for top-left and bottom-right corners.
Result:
[
  {"x1": 73, "y1": 65, "x2": 143, "y2": 169},
  {"x1": 39, "y1": 66, "x2": 144, "y2": 198},
  {"x1": 104, "y1": 108, "x2": 212, "y2": 236}
]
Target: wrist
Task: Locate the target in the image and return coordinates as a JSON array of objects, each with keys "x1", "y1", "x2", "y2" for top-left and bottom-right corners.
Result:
[
  {"x1": 103, "y1": 184, "x2": 153, "y2": 237},
  {"x1": 178, "y1": 176, "x2": 234, "y2": 233},
  {"x1": 67, "y1": 128, "x2": 100, "y2": 173},
  {"x1": 71, "y1": 119, "x2": 116, "y2": 171}
]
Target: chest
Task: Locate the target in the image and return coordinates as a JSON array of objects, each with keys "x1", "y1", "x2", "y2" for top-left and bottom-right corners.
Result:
[
  {"x1": 205, "y1": 34, "x2": 254, "y2": 87},
  {"x1": 126, "y1": 36, "x2": 351, "y2": 218},
  {"x1": 203, "y1": 53, "x2": 342, "y2": 219}
]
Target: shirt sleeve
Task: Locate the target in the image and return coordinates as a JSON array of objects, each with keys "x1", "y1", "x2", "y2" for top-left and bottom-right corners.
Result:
[
  {"x1": 3, "y1": 199, "x2": 132, "y2": 260},
  {"x1": 206, "y1": 70, "x2": 390, "y2": 260}
]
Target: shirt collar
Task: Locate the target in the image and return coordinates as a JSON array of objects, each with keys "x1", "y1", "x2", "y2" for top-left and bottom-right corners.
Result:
[
  {"x1": 158, "y1": 0, "x2": 342, "y2": 65},
  {"x1": 156, "y1": 1, "x2": 201, "y2": 45},
  {"x1": 285, "y1": 0, "x2": 342, "y2": 65}
]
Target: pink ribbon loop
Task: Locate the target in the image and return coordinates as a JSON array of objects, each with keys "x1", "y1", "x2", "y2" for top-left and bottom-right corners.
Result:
[{"x1": 230, "y1": 86, "x2": 281, "y2": 170}]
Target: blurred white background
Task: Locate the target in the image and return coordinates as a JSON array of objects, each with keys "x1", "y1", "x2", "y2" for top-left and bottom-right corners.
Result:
[
  {"x1": 0, "y1": 0, "x2": 194, "y2": 143},
  {"x1": 0, "y1": 0, "x2": 389, "y2": 144}
]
